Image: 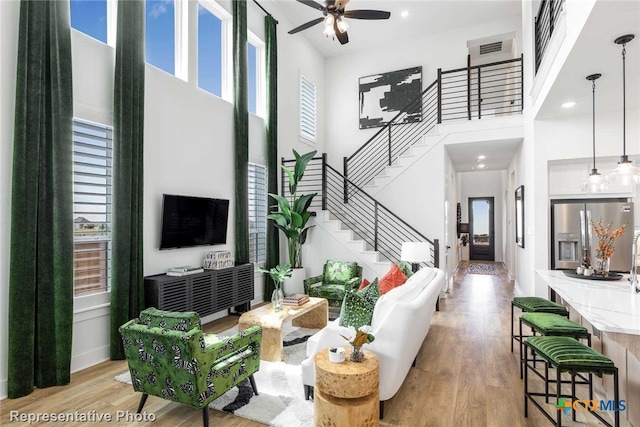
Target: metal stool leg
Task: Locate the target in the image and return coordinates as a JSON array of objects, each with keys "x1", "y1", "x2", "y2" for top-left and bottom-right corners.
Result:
[
  {"x1": 511, "y1": 303, "x2": 515, "y2": 352},
  {"x1": 556, "y1": 366, "x2": 562, "y2": 427}
]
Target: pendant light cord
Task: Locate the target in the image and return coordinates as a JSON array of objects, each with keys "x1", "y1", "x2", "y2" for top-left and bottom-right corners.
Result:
[
  {"x1": 592, "y1": 78, "x2": 597, "y2": 171},
  {"x1": 622, "y1": 42, "x2": 627, "y2": 157}
]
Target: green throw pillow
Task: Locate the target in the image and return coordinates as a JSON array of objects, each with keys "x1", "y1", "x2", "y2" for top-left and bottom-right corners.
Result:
[
  {"x1": 339, "y1": 279, "x2": 380, "y2": 330},
  {"x1": 397, "y1": 262, "x2": 414, "y2": 278}
]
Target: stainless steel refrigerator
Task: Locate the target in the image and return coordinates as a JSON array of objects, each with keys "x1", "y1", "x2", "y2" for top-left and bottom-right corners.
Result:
[{"x1": 551, "y1": 199, "x2": 634, "y2": 272}]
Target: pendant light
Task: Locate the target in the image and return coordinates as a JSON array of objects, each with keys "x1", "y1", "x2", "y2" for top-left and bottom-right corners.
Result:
[
  {"x1": 606, "y1": 34, "x2": 638, "y2": 186},
  {"x1": 584, "y1": 73, "x2": 606, "y2": 193}
]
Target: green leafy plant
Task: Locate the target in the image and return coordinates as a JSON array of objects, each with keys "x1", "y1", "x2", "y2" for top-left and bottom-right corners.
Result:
[
  {"x1": 257, "y1": 264, "x2": 293, "y2": 287},
  {"x1": 267, "y1": 150, "x2": 318, "y2": 268}
]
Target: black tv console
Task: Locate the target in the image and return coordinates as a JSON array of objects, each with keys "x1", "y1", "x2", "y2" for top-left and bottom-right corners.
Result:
[{"x1": 144, "y1": 263, "x2": 254, "y2": 317}]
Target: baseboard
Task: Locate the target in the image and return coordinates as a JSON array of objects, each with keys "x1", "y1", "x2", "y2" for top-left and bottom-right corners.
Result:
[
  {"x1": 71, "y1": 345, "x2": 110, "y2": 374},
  {"x1": 1, "y1": 377, "x2": 7, "y2": 400}
]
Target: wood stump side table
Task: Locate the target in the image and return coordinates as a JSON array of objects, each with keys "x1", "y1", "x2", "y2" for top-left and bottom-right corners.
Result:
[{"x1": 314, "y1": 347, "x2": 379, "y2": 427}]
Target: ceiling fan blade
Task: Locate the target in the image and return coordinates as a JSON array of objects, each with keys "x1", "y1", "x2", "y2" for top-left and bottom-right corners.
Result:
[
  {"x1": 334, "y1": 20, "x2": 349, "y2": 45},
  {"x1": 288, "y1": 17, "x2": 325, "y2": 34},
  {"x1": 296, "y1": 0, "x2": 327, "y2": 12},
  {"x1": 343, "y1": 10, "x2": 391, "y2": 20}
]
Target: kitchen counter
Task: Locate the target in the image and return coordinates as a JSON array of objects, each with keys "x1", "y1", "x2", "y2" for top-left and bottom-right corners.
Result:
[
  {"x1": 536, "y1": 270, "x2": 640, "y2": 426},
  {"x1": 536, "y1": 270, "x2": 640, "y2": 336}
]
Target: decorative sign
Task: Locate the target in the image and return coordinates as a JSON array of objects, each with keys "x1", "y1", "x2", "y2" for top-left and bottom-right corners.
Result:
[{"x1": 359, "y1": 66, "x2": 422, "y2": 129}]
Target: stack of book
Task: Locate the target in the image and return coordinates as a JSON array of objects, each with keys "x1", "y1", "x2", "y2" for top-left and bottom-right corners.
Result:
[
  {"x1": 283, "y1": 294, "x2": 309, "y2": 306},
  {"x1": 167, "y1": 266, "x2": 205, "y2": 276}
]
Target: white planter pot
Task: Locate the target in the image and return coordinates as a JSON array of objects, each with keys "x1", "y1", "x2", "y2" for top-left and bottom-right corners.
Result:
[{"x1": 283, "y1": 267, "x2": 306, "y2": 296}]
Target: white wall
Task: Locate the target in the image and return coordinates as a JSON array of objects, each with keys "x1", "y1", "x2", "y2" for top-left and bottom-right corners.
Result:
[
  {"x1": 373, "y1": 143, "x2": 447, "y2": 268},
  {"x1": 444, "y1": 151, "x2": 459, "y2": 290},
  {"x1": 323, "y1": 16, "x2": 522, "y2": 168},
  {"x1": 0, "y1": 0, "x2": 326, "y2": 399},
  {"x1": 0, "y1": 0, "x2": 19, "y2": 402},
  {"x1": 458, "y1": 170, "x2": 506, "y2": 262}
]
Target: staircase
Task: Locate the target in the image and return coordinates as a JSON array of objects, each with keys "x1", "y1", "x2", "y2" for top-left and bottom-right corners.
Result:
[
  {"x1": 283, "y1": 56, "x2": 523, "y2": 275},
  {"x1": 311, "y1": 210, "x2": 392, "y2": 278},
  {"x1": 345, "y1": 56, "x2": 524, "y2": 191}
]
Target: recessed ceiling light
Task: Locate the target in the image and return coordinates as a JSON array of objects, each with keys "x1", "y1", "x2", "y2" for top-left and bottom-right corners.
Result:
[
  {"x1": 562, "y1": 101, "x2": 576, "y2": 108},
  {"x1": 477, "y1": 164, "x2": 486, "y2": 169},
  {"x1": 400, "y1": 10, "x2": 409, "y2": 18},
  {"x1": 477, "y1": 155, "x2": 486, "y2": 160}
]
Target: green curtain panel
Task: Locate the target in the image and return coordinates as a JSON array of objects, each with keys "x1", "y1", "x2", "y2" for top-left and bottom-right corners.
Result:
[
  {"x1": 264, "y1": 14, "x2": 279, "y2": 300},
  {"x1": 8, "y1": 0, "x2": 74, "y2": 398},
  {"x1": 233, "y1": 0, "x2": 249, "y2": 264},
  {"x1": 110, "y1": 0, "x2": 145, "y2": 360}
]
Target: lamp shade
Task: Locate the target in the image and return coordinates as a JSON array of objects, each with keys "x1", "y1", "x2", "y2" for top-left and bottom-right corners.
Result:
[
  {"x1": 400, "y1": 242, "x2": 430, "y2": 263},
  {"x1": 458, "y1": 223, "x2": 470, "y2": 234}
]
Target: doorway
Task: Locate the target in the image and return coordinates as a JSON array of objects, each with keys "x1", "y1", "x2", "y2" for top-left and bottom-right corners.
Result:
[{"x1": 469, "y1": 197, "x2": 495, "y2": 261}]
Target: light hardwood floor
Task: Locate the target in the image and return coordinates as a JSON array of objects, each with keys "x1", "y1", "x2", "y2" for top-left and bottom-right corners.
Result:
[{"x1": 1, "y1": 263, "x2": 610, "y2": 426}]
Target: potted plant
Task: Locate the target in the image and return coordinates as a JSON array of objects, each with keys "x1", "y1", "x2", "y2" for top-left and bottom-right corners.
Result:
[
  {"x1": 267, "y1": 149, "x2": 317, "y2": 293},
  {"x1": 258, "y1": 264, "x2": 292, "y2": 311}
]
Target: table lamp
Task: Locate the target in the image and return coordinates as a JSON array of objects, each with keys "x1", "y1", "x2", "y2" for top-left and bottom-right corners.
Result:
[{"x1": 401, "y1": 242, "x2": 430, "y2": 273}]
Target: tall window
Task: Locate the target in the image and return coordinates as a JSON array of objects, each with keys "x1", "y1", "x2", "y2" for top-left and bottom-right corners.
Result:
[
  {"x1": 247, "y1": 33, "x2": 265, "y2": 117},
  {"x1": 300, "y1": 75, "x2": 317, "y2": 142},
  {"x1": 248, "y1": 163, "x2": 267, "y2": 266},
  {"x1": 70, "y1": 0, "x2": 108, "y2": 43},
  {"x1": 146, "y1": 0, "x2": 176, "y2": 75},
  {"x1": 248, "y1": 42, "x2": 258, "y2": 114},
  {"x1": 73, "y1": 118, "x2": 113, "y2": 297},
  {"x1": 198, "y1": 1, "x2": 226, "y2": 97}
]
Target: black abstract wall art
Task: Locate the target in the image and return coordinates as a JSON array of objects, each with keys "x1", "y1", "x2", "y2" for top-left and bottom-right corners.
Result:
[{"x1": 359, "y1": 66, "x2": 422, "y2": 129}]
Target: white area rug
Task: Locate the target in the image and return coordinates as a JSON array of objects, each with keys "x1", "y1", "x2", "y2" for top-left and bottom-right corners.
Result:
[{"x1": 115, "y1": 325, "x2": 316, "y2": 427}]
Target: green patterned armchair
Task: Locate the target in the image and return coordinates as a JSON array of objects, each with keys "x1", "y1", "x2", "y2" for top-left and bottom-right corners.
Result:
[
  {"x1": 303, "y1": 260, "x2": 363, "y2": 307},
  {"x1": 119, "y1": 308, "x2": 262, "y2": 427}
]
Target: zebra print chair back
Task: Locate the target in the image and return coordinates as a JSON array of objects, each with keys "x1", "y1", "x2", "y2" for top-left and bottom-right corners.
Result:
[{"x1": 119, "y1": 308, "x2": 262, "y2": 426}]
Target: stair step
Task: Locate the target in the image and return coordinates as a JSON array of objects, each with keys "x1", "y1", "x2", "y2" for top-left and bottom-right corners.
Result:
[
  {"x1": 333, "y1": 229, "x2": 354, "y2": 240},
  {"x1": 318, "y1": 219, "x2": 342, "y2": 231}
]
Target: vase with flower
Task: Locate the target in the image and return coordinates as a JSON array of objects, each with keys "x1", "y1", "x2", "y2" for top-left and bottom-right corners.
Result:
[
  {"x1": 590, "y1": 219, "x2": 627, "y2": 277},
  {"x1": 258, "y1": 264, "x2": 292, "y2": 311},
  {"x1": 340, "y1": 325, "x2": 375, "y2": 363}
]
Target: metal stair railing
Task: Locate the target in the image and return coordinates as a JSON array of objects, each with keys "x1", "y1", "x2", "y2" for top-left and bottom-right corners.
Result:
[
  {"x1": 535, "y1": 0, "x2": 565, "y2": 73},
  {"x1": 345, "y1": 56, "x2": 523, "y2": 189},
  {"x1": 281, "y1": 154, "x2": 439, "y2": 268}
]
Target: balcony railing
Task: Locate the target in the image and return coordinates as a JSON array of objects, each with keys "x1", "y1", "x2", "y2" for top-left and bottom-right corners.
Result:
[
  {"x1": 535, "y1": 0, "x2": 565, "y2": 73},
  {"x1": 345, "y1": 56, "x2": 523, "y2": 189}
]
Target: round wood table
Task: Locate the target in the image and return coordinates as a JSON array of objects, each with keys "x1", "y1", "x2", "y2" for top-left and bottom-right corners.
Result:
[{"x1": 314, "y1": 347, "x2": 379, "y2": 427}]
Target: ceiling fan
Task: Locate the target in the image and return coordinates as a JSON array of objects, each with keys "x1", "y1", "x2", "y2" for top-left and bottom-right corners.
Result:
[{"x1": 288, "y1": 0, "x2": 391, "y2": 45}]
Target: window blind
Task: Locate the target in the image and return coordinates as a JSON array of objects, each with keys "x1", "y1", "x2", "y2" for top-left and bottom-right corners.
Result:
[
  {"x1": 300, "y1": 75, "x2": 317, "y2": 141},
  {"x1": 248, "y1": 163, "x2": 267, "y2": 265},
  {"x1": 72, "y1": 118, "x2": 113, "y2": 296}
]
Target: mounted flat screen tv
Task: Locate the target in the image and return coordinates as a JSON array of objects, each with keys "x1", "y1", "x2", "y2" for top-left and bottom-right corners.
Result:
[{"x1": 160, "y1": 194, "x2": 229, "y2": 250}]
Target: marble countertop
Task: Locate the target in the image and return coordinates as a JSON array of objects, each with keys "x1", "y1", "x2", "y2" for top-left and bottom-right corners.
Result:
[{"x1": 536, "y1": 270, "x2": 640, "y2": 336}]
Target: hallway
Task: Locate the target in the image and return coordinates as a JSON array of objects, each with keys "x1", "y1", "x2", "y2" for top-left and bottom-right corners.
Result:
[{"x1": 380, "y1": 262, "x2": 611, "y2": 426}]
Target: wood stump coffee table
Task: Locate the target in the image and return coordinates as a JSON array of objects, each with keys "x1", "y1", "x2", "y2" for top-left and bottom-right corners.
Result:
[
  {"x1": 314, "y1": 347, "x2": 379, "y2": 427},
  {"x1": 238, "y1": 297, "x2": 328, "y2": 362}
]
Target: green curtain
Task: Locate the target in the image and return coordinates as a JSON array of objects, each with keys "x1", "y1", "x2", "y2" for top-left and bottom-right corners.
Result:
[
  {"x1": 110, "y1": 0, "x2": 145, "y2": 360},
  {"x1": 263, "y1": 15, "x2": 279, "y2": 300},
  {"x1": 233, "y1": 0, "x2": 249, "y2": 264},
  {"x1": 8, "y1": 0, "x2": 74, "y2": 398}
]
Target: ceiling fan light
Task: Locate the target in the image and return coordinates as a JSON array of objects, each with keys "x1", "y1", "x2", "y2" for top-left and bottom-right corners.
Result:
[
  {"x1": 324, "y1": 14, "x2": 334, "y2": 26},
  {"x1": 336, "y1": 17, "x2": 349, "y2": 33},
  {"x1": 323, "y1": 25, "x2": 335, "y2": 38}
]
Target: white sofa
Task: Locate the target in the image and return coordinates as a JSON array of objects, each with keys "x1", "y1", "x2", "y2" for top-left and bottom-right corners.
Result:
[{"x1": 300, "y1": 266, "x2": 445, "y2": 415}]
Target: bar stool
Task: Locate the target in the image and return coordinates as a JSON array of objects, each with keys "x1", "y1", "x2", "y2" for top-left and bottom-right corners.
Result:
[
  {"x1": 524, "y1": 336, "x2": 619, "y2": 427},
  {"x1": 511, "y1": 296, "x2": 569, "y2": 352},
  {"x1": 518, "y1": 312, "x2": 590, "y2": 378}
]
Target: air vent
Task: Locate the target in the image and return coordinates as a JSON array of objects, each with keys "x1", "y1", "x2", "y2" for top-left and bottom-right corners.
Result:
[{"x1": 480, "y1": 41, "x2": 503, "y2": 55}]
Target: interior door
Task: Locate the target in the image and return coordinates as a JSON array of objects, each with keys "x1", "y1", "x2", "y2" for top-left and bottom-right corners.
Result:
[{"x1": 469, "y1": 197, "x2": 495, "y2": 261}]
